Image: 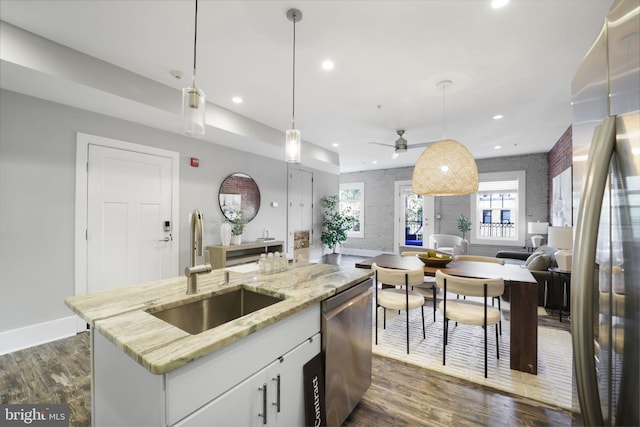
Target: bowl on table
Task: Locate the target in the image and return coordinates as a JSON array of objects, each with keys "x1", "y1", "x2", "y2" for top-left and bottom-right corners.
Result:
[{"x1": 417, "y1": 250, "x2": 453, "y2": 268}]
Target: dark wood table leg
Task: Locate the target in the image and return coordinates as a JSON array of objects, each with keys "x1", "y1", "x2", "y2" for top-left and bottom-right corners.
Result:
[{"x1": 509, "y1": 280, "x2": 538, "y2": 375}]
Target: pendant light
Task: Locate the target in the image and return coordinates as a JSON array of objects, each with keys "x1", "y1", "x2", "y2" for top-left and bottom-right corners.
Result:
[
  {"x1": 412, "y1": 80, "x2": 479, "y2": 196},
  {"x1": 182, "y1": 0, "x2": 206, "y2": 137},
  {"x1": 285, "y1": 9, "x2": 302, "y2": 163}
]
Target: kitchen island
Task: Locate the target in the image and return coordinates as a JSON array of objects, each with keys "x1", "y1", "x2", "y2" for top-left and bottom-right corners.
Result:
[{"x1": 65, "y1": 263, "x2": 372, "y2": 426}]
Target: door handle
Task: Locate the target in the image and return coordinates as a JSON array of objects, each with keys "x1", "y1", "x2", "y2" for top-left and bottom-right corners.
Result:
[{"x1": 158, "y1": 236, "x2": 171, "y2": 242}]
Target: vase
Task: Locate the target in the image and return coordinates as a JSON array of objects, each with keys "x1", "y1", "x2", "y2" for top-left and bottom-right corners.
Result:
[
  {"x1": 232, "y1": 234, "x2": 242, "y2": 245},
  {"x1": 323, "y1": 253, "x2": 342, "y2": 265},
  {"x1": 220, "y1": 222, "x2": 232, "y2": 246}
]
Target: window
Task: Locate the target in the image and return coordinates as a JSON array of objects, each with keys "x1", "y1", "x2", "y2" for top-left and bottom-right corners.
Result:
[
  {"x1": 340, "y1": 182, "x2": 364, "y2": 238},
  {"x1": 470, "y1": 171, "x2": 526, "y2": 246},
  {"x1": 482, "y1": 210, "x2": 492, "y2": 224}
]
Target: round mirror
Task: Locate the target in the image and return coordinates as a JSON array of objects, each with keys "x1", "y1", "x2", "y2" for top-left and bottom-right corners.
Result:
[{"x1": 218, "y1": 173, "x2": 261, "y2": 223}]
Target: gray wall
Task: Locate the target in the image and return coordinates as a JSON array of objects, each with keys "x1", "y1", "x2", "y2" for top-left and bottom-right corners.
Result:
[
  {"x1": 340, "y1": 153, "x2": 549, "y2": 257},
  {"x1": 0, "y1": 89, "x2": 337, "y2": 333}
]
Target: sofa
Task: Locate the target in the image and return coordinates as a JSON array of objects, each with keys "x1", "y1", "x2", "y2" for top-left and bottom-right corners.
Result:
[
  {"x1": 496, "y1": 246, "x2": 566, "y2": 308},
  {"x1": 429, "y1": 234, "x2": 468, "y2": 256}
]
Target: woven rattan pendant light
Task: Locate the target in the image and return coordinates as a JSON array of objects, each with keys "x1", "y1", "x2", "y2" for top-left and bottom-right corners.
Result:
[{"x1": 412, "y1": 80, "x2": 478, "y2": 196}]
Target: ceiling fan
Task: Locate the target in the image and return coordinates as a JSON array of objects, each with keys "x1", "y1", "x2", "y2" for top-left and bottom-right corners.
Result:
[{"x1": 369, "y1": 130, "x2": 435, "y2": 159}]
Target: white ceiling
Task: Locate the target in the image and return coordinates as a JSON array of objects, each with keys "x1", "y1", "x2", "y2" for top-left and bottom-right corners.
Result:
[{"x1": 0, "y1": 0, "x2": 613, "y2": 173}]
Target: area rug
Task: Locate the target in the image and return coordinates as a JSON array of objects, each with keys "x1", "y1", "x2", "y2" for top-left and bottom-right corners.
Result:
[{"x1": 371, "y1": 304, "x2": 573, "y2": 410}]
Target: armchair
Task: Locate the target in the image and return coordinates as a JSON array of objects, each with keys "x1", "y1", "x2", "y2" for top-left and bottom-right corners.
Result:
[{"x1": 428, "y1": 234, "x2": 468, "y2": 256}]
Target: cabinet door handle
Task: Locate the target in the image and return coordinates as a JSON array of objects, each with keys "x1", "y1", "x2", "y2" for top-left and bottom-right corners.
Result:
[
  {"x1": 258, "y1": 383, "x2": 267, "y2": 424},
  {"x1": 272, "y1": 374, "x2": 281, "y2": 412}
]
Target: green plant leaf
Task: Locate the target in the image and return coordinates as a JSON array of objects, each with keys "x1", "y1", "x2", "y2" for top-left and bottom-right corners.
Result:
[{"x1": 321, "y1": 195, "x2": 355, "y2": 252}]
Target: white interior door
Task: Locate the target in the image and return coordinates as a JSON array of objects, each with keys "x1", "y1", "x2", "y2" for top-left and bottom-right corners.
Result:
[
  {"x1": 394, "y1": 181, "x2": 434, "y2": 251},
  {"x1": 87, "y1": 144, "x2": 174, "y2": 292}
]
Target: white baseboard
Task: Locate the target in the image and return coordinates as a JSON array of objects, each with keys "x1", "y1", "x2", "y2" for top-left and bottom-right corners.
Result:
[{"x1": 0, "y1": 316, "x2": 79, "y2": 355}]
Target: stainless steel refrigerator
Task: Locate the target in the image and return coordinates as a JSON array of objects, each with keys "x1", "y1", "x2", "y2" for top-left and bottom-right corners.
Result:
[{"x1": 571, "y1": 0, "x2": 639, "y2": 425}]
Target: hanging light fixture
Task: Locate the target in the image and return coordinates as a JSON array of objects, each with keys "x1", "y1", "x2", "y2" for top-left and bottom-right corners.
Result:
[
  {"x1": 285, "y1": 9, "x2": 302, "y2": 163},
  {"x1": 182, "y1": 0, "x2": 206, "y2": 137},
  {"x1": 412, "y1": 80, "x2": 479, "y2": 196}
]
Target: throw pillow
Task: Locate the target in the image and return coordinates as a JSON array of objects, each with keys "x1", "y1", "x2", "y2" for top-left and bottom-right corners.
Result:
[
  {"x1": 524, "y1": 252, "x2": 539, "y2": 267},
  {"x1": 527, "y1": 254, "x2": 551, "y2": 271}
]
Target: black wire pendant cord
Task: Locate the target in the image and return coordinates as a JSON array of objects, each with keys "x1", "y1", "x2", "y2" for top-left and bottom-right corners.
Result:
[
  {"x1": 291, "y1": 10, "x2": 298, "y2": 129},
  {"x1": 192, "y1": 0, "x2": 199, "y2": 85}
]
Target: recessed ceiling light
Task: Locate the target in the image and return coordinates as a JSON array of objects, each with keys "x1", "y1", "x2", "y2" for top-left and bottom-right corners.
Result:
[
  {"x1": 169, "y1": 70, "x2": 184, "y2": 80},
  {"x1": 372, "y1": 160, "x2": 378, "y2": 165},
  {"x1": 332, "y1": 143, "x2": 339, "y2": 147},
  {"x1": 494, "y1": 145, "x2": 502, "y2": 150},
  {"x1": 493, "y1": 114, "x2": 504, "y2": 120},
  {"x1": 322, "y1": 60, "x2": 335, "y2": 71},
  {"x1": 232, "y1": 96, "x2": 243, "y2": 104},
  {"x1": 491, "y1": 0, "x2": 509, "y2": 9}
]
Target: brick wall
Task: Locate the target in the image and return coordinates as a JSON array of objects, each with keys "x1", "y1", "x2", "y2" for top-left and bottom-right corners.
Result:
[
  {"x1": 340, "y1": 152, "x2": 549, "y2": 256},
  {"x1": 548, "y1": 126, "x2": 572, "y2": 221},
  {"x1": 341, "y1": 128, "x2": 573, "y2": 257}
]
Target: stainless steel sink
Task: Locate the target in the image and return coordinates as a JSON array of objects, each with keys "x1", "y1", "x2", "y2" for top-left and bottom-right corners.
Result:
[{"x1": 147, "y1": 288, "x2": 284, "y2": 335}]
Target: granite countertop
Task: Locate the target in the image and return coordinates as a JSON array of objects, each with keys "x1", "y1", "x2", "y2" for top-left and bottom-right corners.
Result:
[{"x1": 65, "y1": 263, "x2": 372, "y2": 375}]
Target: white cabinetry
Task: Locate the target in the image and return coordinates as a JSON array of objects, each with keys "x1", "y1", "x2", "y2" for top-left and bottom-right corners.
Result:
[
  {"x1": 176, "y1": 333, "x2": 320, "y2": 426},
  {"x1": 92, "y1": 304, "x2": 320, "y2": 427}
]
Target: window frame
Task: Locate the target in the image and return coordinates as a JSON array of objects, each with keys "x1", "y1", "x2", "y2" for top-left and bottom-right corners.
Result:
[
  {"x1": 470, "y1": 171, "x2": 526, "y2": 247},
  {"x1": 339, "y1": 182, "x2": 365, "y2": 238}
]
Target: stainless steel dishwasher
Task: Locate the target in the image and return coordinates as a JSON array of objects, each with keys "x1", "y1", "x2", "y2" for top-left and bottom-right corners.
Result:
[{"x1": 322, "y1": 278, "x2": 373, "y2": 426}]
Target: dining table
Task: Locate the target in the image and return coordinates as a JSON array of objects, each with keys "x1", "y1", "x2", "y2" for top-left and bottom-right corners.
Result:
[{"x1": 355, "y1": 254, "x2": 539, "y2": 375}]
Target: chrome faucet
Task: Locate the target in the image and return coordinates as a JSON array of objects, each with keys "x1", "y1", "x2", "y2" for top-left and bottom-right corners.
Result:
[{"x1": 185, "y1": 208, "x2": 212, "y2": 294}]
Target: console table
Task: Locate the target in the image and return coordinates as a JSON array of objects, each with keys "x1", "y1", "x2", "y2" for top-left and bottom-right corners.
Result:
[{"x1": 207, "y1": 240, "x2": 284, "y2": 269}]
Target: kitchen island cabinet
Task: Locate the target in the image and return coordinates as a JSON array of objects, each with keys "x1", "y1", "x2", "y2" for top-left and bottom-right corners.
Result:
[
  {"x1": 176, "y1": 333, "x2": 320, "y2": 427},
  {"x1": 66, "y1": 263, "x2": 372, "y2": 426},
  {"x1": 93, "y1": 305, "x2": 320, "y2": 426}
]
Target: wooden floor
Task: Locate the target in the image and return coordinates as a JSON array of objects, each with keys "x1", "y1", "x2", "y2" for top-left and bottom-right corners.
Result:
[
  {"x1": 0, "y1": 331, "x2": 91, "y2": 427},
  {"x1": 345, "y1": 355, "x2": 581, "y2": 426},
  {"x1": 1, "y1": 321, "x2": 580, "y2": 427}
]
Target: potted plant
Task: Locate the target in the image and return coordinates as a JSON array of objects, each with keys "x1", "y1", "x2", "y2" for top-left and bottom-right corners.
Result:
[
  {"x1": 457, "y1": 214, "x2": 472, "y2": 240},
  {"x1": 321, "y1": 195, "x2": 355, "y2": 264},
  {"x1": 231, "y1": 214, "x2": 245, "y2": 245}
]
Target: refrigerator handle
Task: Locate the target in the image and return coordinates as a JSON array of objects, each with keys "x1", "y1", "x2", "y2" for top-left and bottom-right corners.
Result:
[{"x1": 572, "y1": 115, "x2": 616, "y2": 426}]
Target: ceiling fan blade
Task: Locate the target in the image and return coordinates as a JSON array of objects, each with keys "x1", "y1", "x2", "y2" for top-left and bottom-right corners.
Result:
[
  {"x1": 407, "y1": 141, "x2": 436, "y2": 149},
  {"x1": 368, "y1": 142, "x2": 395, "y2": 148}
]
